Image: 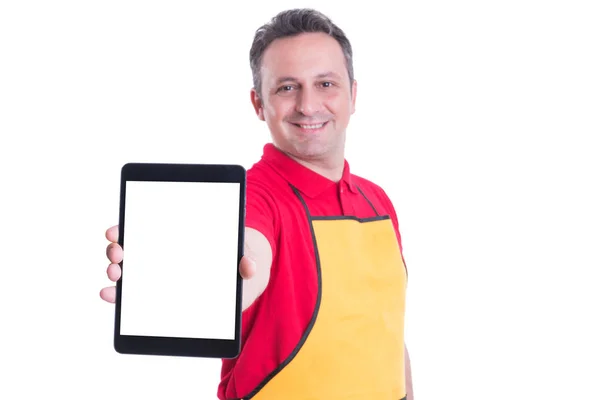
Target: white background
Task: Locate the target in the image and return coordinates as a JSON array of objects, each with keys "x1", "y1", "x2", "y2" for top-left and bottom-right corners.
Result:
[{"x1": 1, "y1": 1, "x2": 598, "y2": 399}]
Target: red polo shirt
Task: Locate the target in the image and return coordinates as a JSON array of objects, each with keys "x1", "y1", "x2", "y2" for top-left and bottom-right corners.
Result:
[{"x1": 218, "y1": 143, "x2": 406, "y2": 399}]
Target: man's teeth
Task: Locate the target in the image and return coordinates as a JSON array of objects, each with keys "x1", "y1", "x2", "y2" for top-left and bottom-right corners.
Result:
[{"x1": 299, "y1": 123, "x2": 325, "y2": 129}]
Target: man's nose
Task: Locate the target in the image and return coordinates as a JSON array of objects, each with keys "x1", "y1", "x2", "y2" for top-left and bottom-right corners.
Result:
[{"x1": 295, "y1": 88, "x2": 321, "y2": 116}]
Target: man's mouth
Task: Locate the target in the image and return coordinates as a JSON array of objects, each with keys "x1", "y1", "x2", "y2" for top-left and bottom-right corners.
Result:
[{"x1": 291, "y1": 121, "x2": 328, "y2": 130}]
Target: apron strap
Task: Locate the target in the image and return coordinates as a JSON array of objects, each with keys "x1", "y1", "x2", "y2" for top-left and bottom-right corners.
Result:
[
  {"x1": 290, "y1": 185, "x2": 312, "y2": 218},
  {"x1": 356, "y1": 185, "x2": 380, "y2": 216}
]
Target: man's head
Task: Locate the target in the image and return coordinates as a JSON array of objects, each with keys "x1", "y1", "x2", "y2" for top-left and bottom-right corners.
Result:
[{"x1": 249, "y1": 9, "x2": 357, "y2": 167}]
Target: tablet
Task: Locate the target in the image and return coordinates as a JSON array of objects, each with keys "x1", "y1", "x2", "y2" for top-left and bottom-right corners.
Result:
[{"x1": 113, "y1": 162, "x2": 245, "y2": 358}]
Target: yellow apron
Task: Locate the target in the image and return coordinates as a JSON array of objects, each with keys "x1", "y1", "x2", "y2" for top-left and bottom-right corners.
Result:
[{"x1": 244, "y1": 186, "x2": 407, "y2": 400}]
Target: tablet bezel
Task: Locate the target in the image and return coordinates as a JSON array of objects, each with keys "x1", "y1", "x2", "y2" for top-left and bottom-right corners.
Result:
[{"x1": 113, "y1": 162, "x2": 245, "y2": 359}]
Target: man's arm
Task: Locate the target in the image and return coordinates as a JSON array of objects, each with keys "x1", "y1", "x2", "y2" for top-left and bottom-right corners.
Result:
[
  {"x1": 241, "y1": 227, "x2": 273, "y2": 311},
  {"x1": 405, "y1": 343, "x2": 414, "y2": 400}
]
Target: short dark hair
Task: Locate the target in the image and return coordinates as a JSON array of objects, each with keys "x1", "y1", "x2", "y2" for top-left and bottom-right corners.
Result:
[{"x1": 249, "y1": 8, "x2": 354, "y2": 99}]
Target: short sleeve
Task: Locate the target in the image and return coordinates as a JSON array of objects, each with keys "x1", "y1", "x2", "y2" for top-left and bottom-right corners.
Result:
[{"x1": 245, "y1": 179, "x2": 279, "y2": 256}]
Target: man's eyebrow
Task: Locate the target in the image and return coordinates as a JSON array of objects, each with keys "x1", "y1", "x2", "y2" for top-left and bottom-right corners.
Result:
[
  {"x1": 315, "y1": 71, "x2": 341, "y2": 79},
  {"x1": 276, "y1": 76, "x2": 299, "y2": 84}
]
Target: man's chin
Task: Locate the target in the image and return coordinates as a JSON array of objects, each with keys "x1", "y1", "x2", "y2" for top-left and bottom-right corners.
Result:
[{"x1": 290, "y1": 142, "x2": 336, "y2": 161}]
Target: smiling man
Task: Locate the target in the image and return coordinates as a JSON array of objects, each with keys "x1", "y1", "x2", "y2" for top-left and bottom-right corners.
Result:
[
  {"x1": 252, "y1": 33, "x2": 353, "y2": 177},
  {"x1": 101, "y1": 8, "x2": 414, "y2": 400}
]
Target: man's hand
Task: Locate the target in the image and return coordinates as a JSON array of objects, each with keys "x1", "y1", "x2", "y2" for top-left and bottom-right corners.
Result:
[{"x1": 99, "y1": 225, "x2": 258, "y2": 304}]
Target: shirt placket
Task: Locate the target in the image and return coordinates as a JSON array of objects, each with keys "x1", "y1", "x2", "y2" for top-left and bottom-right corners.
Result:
[{"x1": 339, "y1": 183, "x2": 356, "y2": 216}]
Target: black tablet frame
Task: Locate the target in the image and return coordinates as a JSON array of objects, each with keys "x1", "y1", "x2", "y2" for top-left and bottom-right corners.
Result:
[{"x1": 113, "y1": 162, "x2": 246, "y2": 359}]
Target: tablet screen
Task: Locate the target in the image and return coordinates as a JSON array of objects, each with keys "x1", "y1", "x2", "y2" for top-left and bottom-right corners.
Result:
[
  {"x1": 114, "y1": 163, "x2": 245, "y2": 358},
  {"x1": 120, "y1": 181, "x2": 239, "y2": 340}
]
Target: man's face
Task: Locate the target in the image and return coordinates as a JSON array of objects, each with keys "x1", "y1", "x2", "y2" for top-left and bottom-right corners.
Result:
[{"x1": 251, "y1": 32, "x2": 357, "y2": 164}]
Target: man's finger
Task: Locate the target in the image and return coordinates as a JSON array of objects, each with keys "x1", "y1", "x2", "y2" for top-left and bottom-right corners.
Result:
[
  {"x1": 106, "y1": 243, "x2": 123, "y2": 264},
  {"x1": 239, "y1": 256, "x2": 256, "y2": 280},
  {"x1": 100, "y1": 286, "x2": 116, "y2": 303},
  {"x1": 107, "y1": 263, "x2": 122, "y2": 282},
  {"x1": 106, "y1": 225, "x2": 119, "y2": 243}
]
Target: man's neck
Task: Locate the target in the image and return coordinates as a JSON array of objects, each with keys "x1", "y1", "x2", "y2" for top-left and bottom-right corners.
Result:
[{"x1": 285, "y1": 151, "x2": 345, "y2": 182}]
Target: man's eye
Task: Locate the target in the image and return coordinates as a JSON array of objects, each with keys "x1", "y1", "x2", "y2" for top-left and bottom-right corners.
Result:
[{"x1": 279, "y1": 85, "x2": 293, "y2": 92}]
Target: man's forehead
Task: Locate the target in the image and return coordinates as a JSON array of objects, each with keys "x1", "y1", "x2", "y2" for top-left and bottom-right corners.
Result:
[
  {"x1": 262, "y1": 33, "x2": 345, "y2": 65},
  {"x1": 259, "y1": 32, "x2": 348, "y2": 87},
  {"x1": 268, "y1": 31, "x2": 337, "y2": 50}
]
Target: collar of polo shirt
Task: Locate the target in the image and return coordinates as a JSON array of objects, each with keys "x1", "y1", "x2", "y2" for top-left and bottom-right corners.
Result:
[{"x1": 260, "y1": 143, "x2": 359, "y2": 198}]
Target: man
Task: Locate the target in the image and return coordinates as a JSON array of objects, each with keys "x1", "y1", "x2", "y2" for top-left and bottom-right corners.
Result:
[{"x1": 101, "y1": 8, "x2": 414, "y2": 400}]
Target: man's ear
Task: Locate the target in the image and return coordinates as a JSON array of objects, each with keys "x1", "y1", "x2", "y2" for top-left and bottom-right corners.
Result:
[{"x1": 250, "y1": 88, "x2": 265, "y2": 121}]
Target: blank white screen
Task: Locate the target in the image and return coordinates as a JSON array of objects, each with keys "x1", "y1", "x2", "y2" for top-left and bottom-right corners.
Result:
[{"x1": 119, "y1": 180, "x2": 240, "y2": 340}]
